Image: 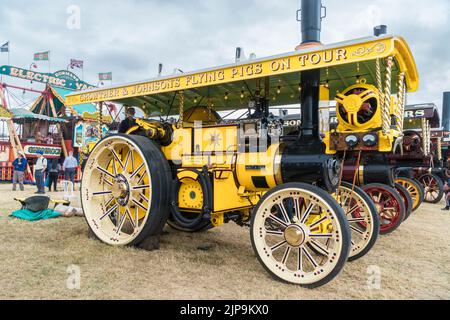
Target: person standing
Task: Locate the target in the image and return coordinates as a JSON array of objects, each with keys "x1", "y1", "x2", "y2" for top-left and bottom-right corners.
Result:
[
  {"x1": 12, "y1": 151, "x2": 27, "y2": 191},
  {"x1": 34, "y1": 150, "x2": 47, "y2": 194},
  {"x1": 118, "y1": 107, "x2": 136, "y2": 134},
  {"x1": 48, "y1": 158, "x2": 61, "y2": 192},
  {"x1": 63, "y1": 151, "x2": 78, "y2": 186},
  {"x1": 442, "y1": 181, "x2": 450, "y2": 211}
]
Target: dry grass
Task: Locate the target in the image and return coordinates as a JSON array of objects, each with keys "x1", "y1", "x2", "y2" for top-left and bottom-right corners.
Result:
[{"x1": 0, "y1": 183, "x2": 449, "y2": 300}]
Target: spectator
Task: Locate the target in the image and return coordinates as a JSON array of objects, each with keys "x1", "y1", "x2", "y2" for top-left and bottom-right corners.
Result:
[
  {"x1": 63, "y1": 151, "x2": 78, "y2": 186},
  {"x1": 34, "y1": 150, "x2": 47, "y2": 194},
  {"x1": 48, "y1": 158, "x2": 61, "y2": 192},
  {"x1": 35, "y1": 132, "x2": 44, "y2": 144},
  {"x1": 44, "y1": 135, "x2": 54, "y2": 145},
  {"x1": 118, "y1": 107, "x2": 136, "y2": 133},
  {"x1": 442, "y1": 181, "x2": 450, "y2": 211},
  {"x1": 12, "y1": 151, "x2": 27, "y2": 191}
]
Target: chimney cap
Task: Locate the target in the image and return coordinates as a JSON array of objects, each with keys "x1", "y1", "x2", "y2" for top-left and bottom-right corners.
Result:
[{"x1": 374, "y1": 25, "x2": 388, "y2": 37}]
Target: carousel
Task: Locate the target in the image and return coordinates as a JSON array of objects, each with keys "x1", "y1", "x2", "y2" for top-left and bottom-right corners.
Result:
[
  {"x1": 29, "y1": 84, "x2": 114, "y2": 166},
  {"x1": 0, "y1": 82, "x2": 114, "y2": 183}
]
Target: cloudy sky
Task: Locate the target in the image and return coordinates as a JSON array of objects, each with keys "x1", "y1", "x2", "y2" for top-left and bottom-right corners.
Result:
[{"x1": 1, "y1": 0, "x2": 450, "y2": 111}]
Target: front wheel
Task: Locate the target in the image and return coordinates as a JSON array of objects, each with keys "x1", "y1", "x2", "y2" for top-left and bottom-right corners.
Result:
[
  {"x1": 336, "y1": 182, "x2": 380, "y2": 262},
  {"x1": 81, "y1": 134, "x2": 171, "y2": 247},
  {"x1": 418, "y1": 174, "x2": 444, "y2": 204},
  {"x1": 250, "y1": 183, "x2": 351, "y2": 288},
  {"x1": 394, "y1": 183, "x2": 413, "y2": 221},
  {"x1": 362, "y1": 184, "x2": 405, "y2": 235},
  {"x1": 395, "y1": 177, "x2": 424, "y2": 212}
]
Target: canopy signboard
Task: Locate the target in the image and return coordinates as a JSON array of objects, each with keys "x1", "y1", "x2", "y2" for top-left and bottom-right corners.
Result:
[{"x1": 0, "y1": 65, "x2": 96, "y2": 91}]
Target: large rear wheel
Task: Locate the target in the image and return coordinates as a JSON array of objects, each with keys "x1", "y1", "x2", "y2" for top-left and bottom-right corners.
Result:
[
  {"x1": 81, "y1": 134, "x2": 171, "y2": 246},
  {"x1": 418, "y1": 174, "x2": 444, "y2": 204},
  {"x1": 395, "y1": 177, "x2": 424, "y2": 212},
  {"x1": 250, "y1": 183, "x2": 351, "y2": 288},
  {"x1": 336, "y1": 182, "x2": 379, "y2": 262},
  {"x1": 362, "y1": 184, "x2": 405, "y2": 235}
]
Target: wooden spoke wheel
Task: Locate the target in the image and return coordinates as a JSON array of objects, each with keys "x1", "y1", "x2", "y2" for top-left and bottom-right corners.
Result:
[
  {"x1": 336, "y1": 182, "x2": 379, "y2": 262},
  {"x1": 418, "y1": 174, "x2": 444, "y2": 204},
  {"x1": 250, "y1": 183, "x2": 351, "y2": 288},
  {"x1": 394, "y1": 183, "x2": 413, "y2": 221},
  {"x1": 362, "y1": 184, "x2": 405, "y2": 235},
  {"x1": 395, "y1": 177, "x2": 424, "y2": 212},
  {"x1": 81, "y1": 134, "x2": 171, "y2": 246}
]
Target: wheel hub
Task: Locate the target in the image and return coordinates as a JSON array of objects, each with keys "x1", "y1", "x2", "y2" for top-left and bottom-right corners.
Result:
[
  {"x1": 111, "y1": 175, "x2": 130, "y2": 206},
  {"x1": 284, "y1": 225, "x2": 306, "y2": 247}
]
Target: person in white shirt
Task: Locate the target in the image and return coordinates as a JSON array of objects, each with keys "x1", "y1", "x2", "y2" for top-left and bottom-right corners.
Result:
[
  {"x1": 34, "y1": 150, "x2": 47, "y2": 194},
  {"x1": 63, "y1": 151, "x2": 78, "y2": 186}
]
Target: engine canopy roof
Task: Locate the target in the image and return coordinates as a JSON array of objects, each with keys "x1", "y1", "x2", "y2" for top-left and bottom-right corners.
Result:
[{"x1": 66, "y1": 35, "x2": 419, "y2": 117}]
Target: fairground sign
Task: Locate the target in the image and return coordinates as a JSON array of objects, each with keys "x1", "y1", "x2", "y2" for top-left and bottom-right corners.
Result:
[
  {"x1": 0, "y1": 65, "x2": 96, "y2": 91},
  {"x1": 23, "y1": 144, "x2": 62, "y2": 158}
]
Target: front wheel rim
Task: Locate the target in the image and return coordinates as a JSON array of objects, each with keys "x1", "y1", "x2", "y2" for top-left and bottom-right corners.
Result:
[
  {"x1": 336, "y1": 185, "x2": 375, "y2": 259},
  {"x1": 395, "y1": 178, "x2": 421, "y2": 211},
  {"x1": 364, "y1": 186, "x2": 401, "y2": 233},
  {"x1": 82, "y1": 136, "x2": 153, "y2": 246},
  {"x1": 420, "y1": 175, "x2": 441, "y2": 202},
  {"x1": 252, "y1": 187, "x2": 346, "y2": 285}
]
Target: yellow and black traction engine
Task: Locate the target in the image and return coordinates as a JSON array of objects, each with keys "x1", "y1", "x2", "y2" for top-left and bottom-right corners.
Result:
[
  {"x1": 67, "y1": 0, "x2": 418, "y2": 289},
  {"x1": 323, "y1": 52, "x2": 419, "y2": 234}
]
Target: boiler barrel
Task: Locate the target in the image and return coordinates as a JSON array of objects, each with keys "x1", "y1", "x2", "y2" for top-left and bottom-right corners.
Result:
[{"x1": 342, "y1": 162, "x2": 395, "y2": 186}]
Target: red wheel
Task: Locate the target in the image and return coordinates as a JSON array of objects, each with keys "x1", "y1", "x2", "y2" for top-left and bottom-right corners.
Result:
[
  {"x1": 418, "y1": 174, "x2": 444, "y2": 204},
  {"x1": 362, "y1": 184, "x2": 405, "y2": 235},
  {"x1": 394, "y1": 183, "x2": 413, "y2": 221}
]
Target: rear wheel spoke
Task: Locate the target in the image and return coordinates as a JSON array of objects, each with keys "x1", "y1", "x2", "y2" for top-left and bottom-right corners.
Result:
[
  {"x1": 93, "y1": 190, "x2": 112, "y2": 196},
  {"x1": 132, "y1": 198, "x2": 148, "y2": 212},
  {"x1": 300, "y1": 203, "x2": 315, "y2": 224},
  {"x1": 130, "y1": 163, "x2": 145, "y2": 179},
  {"x1": 125, "y1": 208, "x2": 136, "y2": 229},
  {"x1": 100, "y1": 204, "x2": 118, "y2": 221},
  {"x1": 116, "y1": 213, "x2": 126, "y2": 234},
  {"x1": 110, "y1": 148, "x2": 124, "y2": 170},
  {"x1": 96, "y1": 166, "x2": 115, "y2": 179},
  {"x1": 123, "y1": 150, "x2": 133, "y2": 172}
]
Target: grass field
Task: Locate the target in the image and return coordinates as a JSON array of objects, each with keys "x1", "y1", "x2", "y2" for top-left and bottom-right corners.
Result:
[{"x1": 0, "y1": 183, "x2": 449, "y2": 300}]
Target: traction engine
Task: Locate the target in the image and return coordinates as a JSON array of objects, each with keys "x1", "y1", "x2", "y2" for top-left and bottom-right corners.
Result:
[{"x1": 324, "y1": 60, "x2": 415, "y2": 234}]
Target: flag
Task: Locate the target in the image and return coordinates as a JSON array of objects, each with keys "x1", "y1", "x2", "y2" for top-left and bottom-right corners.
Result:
[
  {"x1": 99, "y1": 72, "x2": 112, "y2": 81},
  {"x1": 70, "y1": 59, "x2": 84, "y2": 69},
  {"x1": 34, "y1": 51, "x2": 50, "y2": 61},
  {"x1": 0, "y1": 42, "x2": 9, "y2": 53}
]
